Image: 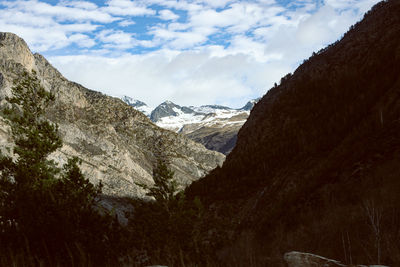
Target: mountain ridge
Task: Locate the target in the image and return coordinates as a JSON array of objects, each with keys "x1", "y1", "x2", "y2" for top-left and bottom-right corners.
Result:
[
  {"x1": 0, "y1": 32, "x2": 225, "y2": 198},
  {"x1": 187, "y1": 0, "x2": 400, "y2": 265},
  {"x1": 122, "y1": 96, "x2": 259, "y2": 154}
]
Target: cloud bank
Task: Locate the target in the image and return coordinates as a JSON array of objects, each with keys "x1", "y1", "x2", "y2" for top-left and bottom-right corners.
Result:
[{"x1": 0, "y1": 0, "x2": 381, "y2": 107}]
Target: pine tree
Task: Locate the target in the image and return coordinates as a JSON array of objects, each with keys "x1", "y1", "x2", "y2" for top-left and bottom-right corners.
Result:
[
  {"x1": 0, "y1": 71, "x2": 63, "y2": 240},
  {"x1": 145, "y1": 159, "x2": 178, "y2": 206},
  {"x1": 131, "y1": 156, "x2": 209, "y2": 265}
]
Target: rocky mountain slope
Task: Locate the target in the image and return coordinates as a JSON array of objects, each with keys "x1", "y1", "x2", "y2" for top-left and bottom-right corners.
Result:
[
  {"x1": 122, "y1": 97, "x2": 258, "y2": 154},
  {"x1": 0, "y1": 32, "x2": 225, "y2": 198},
  {"x1": 188, "y1": 0, "x2": 400, "y2": 266}
]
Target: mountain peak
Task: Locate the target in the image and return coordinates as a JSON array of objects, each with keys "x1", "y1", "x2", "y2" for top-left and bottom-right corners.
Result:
[
  {"x1": 0, "y1": 32, "x2": 35, "y2": 71},
  {"x1": 0, "y1": 32, "x2": 27, "y2": 46},
  {"x1": 160, "y1": 100, "x2": 177, "y2": 107},
  {"x1": 122, "y1": 96, "x2": 146, "y2": 107},
  {"x1": 239, "y1": 98, "x2": 260, "y2": 111},
  {"x1": 151, "y1": 101, "x2": 195, "y2": 122},
  {"x1": 121, "y1": 96, "x2": 152, "y2": 116}
]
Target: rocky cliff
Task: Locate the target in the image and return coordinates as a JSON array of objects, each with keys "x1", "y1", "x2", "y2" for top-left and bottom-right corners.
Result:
[
  {"x1": 188, "y1": 0, "x2": 400, "y2": 265},
  {"x1": 0, "y1": 32, "x2": 225, "y2": 198}
]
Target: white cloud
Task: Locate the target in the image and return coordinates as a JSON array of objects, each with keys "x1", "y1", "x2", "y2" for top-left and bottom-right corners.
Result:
[
  {"x1": 60, "y1": 1, "x2": 98, "y2": 10},
  {"x1": 148, "y1": 1, "x2": 286, "y2": 50},
  {"x1": 118, "y1": 19, "x2": 135, "y2": 27},
  {"x1": 159, "y1": 9, "x2": 179, "y2": 21},
  {"x1": 1, "y1": 0, "x2": 117, "y2": 23},
  {"x1": 0, "y1": 0, "x2": 112, "y2": 51},
  {"x1": 68, "y1": 33, "x2": 95, "y2": 48},
  {"x1": 49, "y1": 50, "x2": 286, "y2": 108},
  {"x1": 194, "y1": 0, "x2": 235, "y2": 8},
  {"x1": 143, "y1": 0, "x2": 203, "y2": 12},
  {"x1": 96, "y1": 29, "x2": 160, "y2": 50},
  {"x1": 324, "y1": 0, "x2": 382, "y2": 15},
  {"x1": 0, "y1": 0, "x2": 383, "y2": 107},
  {"x1": 227, "y1": 35, "x2": 270, "y2": 60},
  {"x1": 0, "y1": 18, "x2": 100, "y2": 51},
  {"x1": 104, "y1": 0, "x2": 156, "y2": 16},
  {"x1": 159, "y1": 26, "x2": 216, "y2": 49},
  {"x1": 97, "y1": 29, "x2": 136, "y2": 49}
]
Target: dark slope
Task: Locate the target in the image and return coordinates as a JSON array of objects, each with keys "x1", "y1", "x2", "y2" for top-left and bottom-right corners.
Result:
[{"x1": 188, "y1": 0, "x2": 400, "y2": 265}]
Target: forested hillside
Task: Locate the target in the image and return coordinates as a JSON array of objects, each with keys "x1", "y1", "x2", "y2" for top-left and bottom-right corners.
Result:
[{"x1": 188, "y1": 0, "x2": 400, "y2": 265}]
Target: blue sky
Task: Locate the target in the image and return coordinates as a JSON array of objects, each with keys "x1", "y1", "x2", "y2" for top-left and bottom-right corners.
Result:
[{"x1": 0, "y1": 0, "x2": 380, "y2": 108}]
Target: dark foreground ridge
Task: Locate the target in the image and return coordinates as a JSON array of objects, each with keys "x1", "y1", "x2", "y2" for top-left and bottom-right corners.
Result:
[{"x1": 188, "y1": 0, "x2": 400, "y2": 265}]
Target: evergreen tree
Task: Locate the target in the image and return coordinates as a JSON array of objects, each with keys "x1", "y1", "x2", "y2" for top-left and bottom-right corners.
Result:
[
  {"x1": 137, "y1": 158, "x2": 178, "y2": 212},
  {"x1": 131, "y1": 157, "x2": 210, "y2": 265}
]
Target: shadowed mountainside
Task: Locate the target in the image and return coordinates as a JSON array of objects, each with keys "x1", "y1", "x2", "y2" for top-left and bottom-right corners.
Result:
[{"x1": 188, "y1": 0, "x2": 400, "y2": 265}]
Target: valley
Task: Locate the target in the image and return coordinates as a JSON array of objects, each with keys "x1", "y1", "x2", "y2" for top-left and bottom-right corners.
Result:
[{"x1": 0, "y1": 0, "x2": 399, "y2": 266}]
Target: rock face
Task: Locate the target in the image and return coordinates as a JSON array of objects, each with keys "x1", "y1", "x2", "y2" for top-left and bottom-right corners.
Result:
[
  {"x1": 188, "y1": 0, "x2": 400, "y2": 265},
  {"x1": 0, "y1": 32, "x2": 225, "y2": 198},
  {"x1": 123, "y1": 97, "x2": 259, "y2": 154},
  {"x1": 0, "y1": 33, "x2": 35, "y2": 72}
]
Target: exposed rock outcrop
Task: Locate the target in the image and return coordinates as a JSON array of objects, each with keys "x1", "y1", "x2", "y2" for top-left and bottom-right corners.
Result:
[{"x1": 0, "y1": 32, "x2": 225, "y2": 198}]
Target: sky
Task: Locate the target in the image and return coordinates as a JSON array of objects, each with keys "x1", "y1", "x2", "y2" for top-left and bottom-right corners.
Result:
[{"x1": 0, "y1": 0, "x2": 381, "y2": 108}]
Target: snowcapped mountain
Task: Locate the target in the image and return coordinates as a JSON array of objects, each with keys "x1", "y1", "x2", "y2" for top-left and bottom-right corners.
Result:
[
  {"x1": 150, "y1": 100, "x2": 200, "y2": 124},
  {"x1": 121, "y1": 96, "x2": 153, "y2": 117},
  {"x1": 151, "y1": 100, "x2": 259, "y2": 133},
  {"x1": 121, "y1": 96, "x2": 259, "y2": 154}
]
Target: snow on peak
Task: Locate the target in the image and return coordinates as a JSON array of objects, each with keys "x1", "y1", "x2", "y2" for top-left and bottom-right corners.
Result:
[
  {"x1": 155, "y1": 104, "x2": 250, "y2": 133},
  {"x1": 121, "y1": 96, "x2": 259, "y2": 133},
  {"x1": 121, "y1": 96, "x2": 153, "y2": 116}
]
